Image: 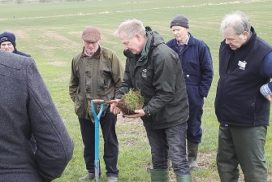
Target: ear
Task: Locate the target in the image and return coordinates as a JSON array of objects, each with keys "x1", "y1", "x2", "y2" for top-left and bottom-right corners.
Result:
[{"x1": 241, "y1": 31, "x2": 250, "y2": 41}]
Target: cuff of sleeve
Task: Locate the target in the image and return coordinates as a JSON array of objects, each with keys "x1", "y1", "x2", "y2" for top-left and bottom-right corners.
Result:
[
  {"x1": 143, "y1": 107, "x2": 151, "y2": 117},
  {"x1": 260, "y1": 83, "x2": 272, "y2": 96},
  {"x1": 115, "y1": 94, "x2": 122, "y2": 100},
  {"x1": 268, "y1": 82, "x2": 272, "y2": 91}
]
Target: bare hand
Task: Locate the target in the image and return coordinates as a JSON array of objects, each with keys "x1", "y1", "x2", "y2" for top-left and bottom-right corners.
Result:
[
  {"x1": 266, "y1": 95, "x2": 272, "y2": 102},
  {"x1": 123, "y1": 109, "x2": 145, "y2": 118},
  {"x1": 110, "y1": 99, "x2": 121, "y2": 115}
]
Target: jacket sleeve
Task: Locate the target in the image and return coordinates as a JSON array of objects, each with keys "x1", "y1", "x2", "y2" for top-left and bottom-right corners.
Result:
[
  {"x1": 27, "y1": 61, "x2": 74, "y2": 181},
  {"x1": 199, "y1": 42, "x2": 213, "y2": 97},
  {"x1": 261, "y1": 51, "x2": 272, "y2": 78},
  {"x1": 260, "y1": 52, "x2": 272, "y2": 97},
  {"x1": 144, "y1": 48, "x2": 179, "y2": 115},
  {"x1": 111, "y1": 53, "x2": 124, "y2": 95},
  {"x1": 269, "y1": 82, "x2": 272, "y2": 91},
  {"x1": 69, "y1": 57, "x2": 79, "y2": 102}
]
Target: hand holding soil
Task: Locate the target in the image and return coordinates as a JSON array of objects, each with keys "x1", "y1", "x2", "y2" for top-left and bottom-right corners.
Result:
[
  {"x1": 123, "y1": 109, "x2": 145, "y2": 118},
  {"x1": 111, "y1": 89, "x2": 144, "y2": 117}
]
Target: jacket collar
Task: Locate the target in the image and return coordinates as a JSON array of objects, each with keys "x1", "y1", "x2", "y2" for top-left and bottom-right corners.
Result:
[
  {"x1": 123, "y1": 31, "x2": 154, "y2": 62},
  {"x1": 235, "y1": 27, "x2": 256, "y2": 52},
  {"x1": 80, "y1": 46, "x2": 101, "y2": 59},
  {"x1": 138, "y1": 31, "x2": 153, "y2": 62}
]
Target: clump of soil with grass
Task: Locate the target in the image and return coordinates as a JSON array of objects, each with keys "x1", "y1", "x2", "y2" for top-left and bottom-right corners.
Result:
[{"x1": 117, "y1": 89, "x2": 144, "y2": 115}]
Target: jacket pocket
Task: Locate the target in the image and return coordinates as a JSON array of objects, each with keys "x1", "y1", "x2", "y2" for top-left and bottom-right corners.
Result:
[
  {"x1": 99, "y1": 70, "x2": 113, "y2": 90},
  {"x1": 74, "y1": 94, "x2": 84, "y2": 117}
]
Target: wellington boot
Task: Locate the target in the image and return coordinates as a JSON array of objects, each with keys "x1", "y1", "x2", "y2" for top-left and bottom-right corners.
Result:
[
  {"x1": 150, "y1": 169, "x2": 169, "y2": 182},
  {"x1": 176, "y1": 174, "x2": 192, "y2": 182},
  {"x1": 187, "y1": 141, "x2": 199, "y2": 169}
]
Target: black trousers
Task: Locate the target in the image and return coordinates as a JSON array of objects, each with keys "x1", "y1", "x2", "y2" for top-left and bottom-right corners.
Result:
[
  {"x1": 145, "y1": 122, "x2": 190, "y2": 176},
  {"x1": 79, "y1": 111, "x2": 119, "y2": 177}
]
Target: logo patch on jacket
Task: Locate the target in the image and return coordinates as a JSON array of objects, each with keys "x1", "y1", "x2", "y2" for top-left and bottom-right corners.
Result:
[
  {"x1": 238, "y1": 60, "x2": 247, "y2": 70},
  {"x1": 142, "y1": 69, "x2": 147, "y2": 78}
]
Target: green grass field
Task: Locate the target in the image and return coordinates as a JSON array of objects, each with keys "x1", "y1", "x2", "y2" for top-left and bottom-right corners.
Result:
[{"x1": 1, "y1": 0, "x2": 272, "y2": 181}]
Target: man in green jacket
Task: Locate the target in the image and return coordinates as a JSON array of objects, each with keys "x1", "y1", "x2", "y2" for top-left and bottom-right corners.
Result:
[
  {"x1": 111, "y1": 19, "x2": 191, "y2": 182},
  {"x1": 69, "y1": 26, "x2": 123, "y2": 182}
]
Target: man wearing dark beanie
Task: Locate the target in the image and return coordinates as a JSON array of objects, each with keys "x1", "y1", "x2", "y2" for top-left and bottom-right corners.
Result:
[
  {"x1": 0, "y1": 31, "x2": 30, "y2": 57},
  {"x1": 167, "y1": 15, "x2": 213, "y2": 170},
  {"x1": 170, "y1": 15, "x2": 189, "y2": 29}
]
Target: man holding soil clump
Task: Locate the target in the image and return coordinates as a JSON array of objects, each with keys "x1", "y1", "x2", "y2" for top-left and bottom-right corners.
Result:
[{"x1": 111, "y1": 19, "x2": 191, "y2": 182}]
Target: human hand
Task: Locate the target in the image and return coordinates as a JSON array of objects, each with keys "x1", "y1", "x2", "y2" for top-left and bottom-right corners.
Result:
[
  {"x1": 110, "y1": 99, "x2": 121, "y2": 115},
  {"x1": 123, "y1": 109, "x2": 145, "y2": 118},
  {"x1": 266, "y1": 95, "x2": 272, "y2": 102}
]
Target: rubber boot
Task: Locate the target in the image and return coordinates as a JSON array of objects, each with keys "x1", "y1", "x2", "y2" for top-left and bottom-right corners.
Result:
[
  {"x1": 150, "y1": 169, "x2": 169, "y2": 182},
  {"x1": 176, "y1": 174, "x2": 192, "y2": 182},
  {"x1": 187, "y1": 141, "x2": 199, "y2": 169}
]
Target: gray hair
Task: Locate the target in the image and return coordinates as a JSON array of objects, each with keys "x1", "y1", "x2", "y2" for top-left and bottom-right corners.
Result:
[
  {"x1": 114, "y1": 19, "x2": 146, "y2": 39},
  {"x1": 220, "y1": 11, "x2": 251, "y2": 35}
]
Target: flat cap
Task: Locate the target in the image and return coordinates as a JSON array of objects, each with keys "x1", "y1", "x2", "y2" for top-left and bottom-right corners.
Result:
[{"x1": 82, "y1": 26, "x2": 101, "y2": 42}]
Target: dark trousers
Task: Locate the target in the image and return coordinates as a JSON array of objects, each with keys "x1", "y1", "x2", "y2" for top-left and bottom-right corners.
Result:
[
  {"x1": 217, "y1": 125, "x2": 267, "y2": 182},
  {"x1": 145, "y1": 122, "x2": 190, "y2": 176},
  {"x1": 79, "y1": 111, "x2": 119, "y2": 177},
  {"x1": 187, "y1": 85, "x2": 204, "y2": 144}
]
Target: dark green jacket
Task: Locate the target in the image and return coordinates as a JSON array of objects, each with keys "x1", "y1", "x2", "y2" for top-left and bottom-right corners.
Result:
[
  {"x1": 116, "y1": 31, "x2": 189, "y2": 129},
  {"x1": 69, "y1": 46, "x2": 123, "y2": 119}
]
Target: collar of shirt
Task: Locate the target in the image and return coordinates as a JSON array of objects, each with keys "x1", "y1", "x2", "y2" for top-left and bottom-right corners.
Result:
[
  {"x1": 81, "y1": 46, "x2": 101, "y2": 59},
  {"x1": 177, "y1": 34, "x2": 190, "y2": 46}
]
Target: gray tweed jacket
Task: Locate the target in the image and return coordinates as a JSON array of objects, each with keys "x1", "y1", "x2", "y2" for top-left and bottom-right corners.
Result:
[{"x1": 0, "y1": 51, "x2": 73, "y2": 182}]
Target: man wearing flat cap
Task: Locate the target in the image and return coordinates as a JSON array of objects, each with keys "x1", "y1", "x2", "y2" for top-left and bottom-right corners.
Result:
[
  {"x1": 0, "y1": 31, "x2": 30, "y2": 57},
  {"x1": 167, "y1": 15, "x2": 213, "y2": 169},
  {"x1": 69, "y1": 26, "x2": 123, "y2": 182}
]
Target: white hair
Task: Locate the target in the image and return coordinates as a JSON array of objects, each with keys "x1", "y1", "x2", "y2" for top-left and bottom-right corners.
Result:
[
  {"x1": 220, "y1": 11, "x2": 251, "y2": 35},
  {"x1": 114, "y1": 19, "x2": 146, "y2": 39}
]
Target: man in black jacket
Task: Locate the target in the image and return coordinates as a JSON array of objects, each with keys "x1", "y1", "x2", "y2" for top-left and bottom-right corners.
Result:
[
  {"x1": 0, "y1": 50, "x2": 74, "y2": 182},
  {"x1": 215, "y1": 11, "x2": 272, "y2": 182},
  {"x1": 112, "y1": 19, "x2": 191, "y2": 182}
]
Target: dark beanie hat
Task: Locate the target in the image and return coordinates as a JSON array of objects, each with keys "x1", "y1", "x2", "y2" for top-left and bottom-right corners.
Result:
[
  {"x1": 170, "y1": 15, "x2": 189, "y2": 28},
  {"x1": 0, "y1": 32, "x2": 16, "y2": 47}
]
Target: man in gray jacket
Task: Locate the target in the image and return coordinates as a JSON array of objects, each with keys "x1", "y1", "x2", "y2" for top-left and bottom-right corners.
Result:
[{"x1": 0, "y1": 50, "x2": 74, "y2": 182}]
